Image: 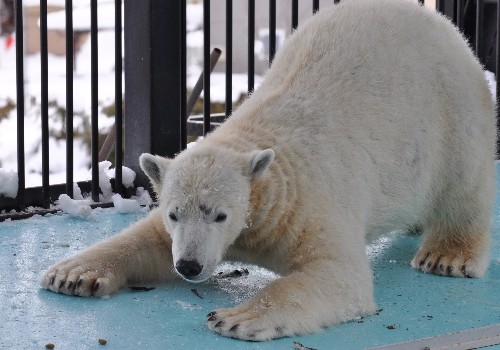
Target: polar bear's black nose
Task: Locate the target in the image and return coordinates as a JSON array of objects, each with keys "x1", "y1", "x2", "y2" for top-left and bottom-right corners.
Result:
[{"x1": 175, "y1": 259, "x2": 203, "y2": 279}]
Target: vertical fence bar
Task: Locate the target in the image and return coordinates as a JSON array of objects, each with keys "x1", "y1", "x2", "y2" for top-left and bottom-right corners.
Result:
[
  {"x1": 65, "y1": 0, "x2": 74, "y2": 198},
  {"x1": 91, "y1": 0, "x2": 99, "y2": 202},
  {"x1": 269, "y1": 0, "x2": 276, "y2": 66},
  {"x1": 497, "y1": 0, "x2": 500, "y2": 155},
  {"x1": 15, "y1": 0, "x2": 25, "y2": 210},
  {"x1": 436, "y1": 0, "x2": 445, "y2": 12},
  {"x1": 456, "y1": 0, "x2": 464, "y2": 30},
  {"x1": 180, "y1": 0, "x2": 187, "y2": 150},
  {"x1": 40, "y1": 0, "x2": 50, "y2": 208},
  {"x1": 476, "y1": 0, "x2": 484, "y2": 58},
  {"x1": 292, "y1": 0, "x2": 298, "y2": 31},
  {"x1": 225, "y1": 0, "x2": 233, "y2": 118},
  {"x1": 203, "y1": 0, "x2": 211, "y2": 135},
  {"x1": 313, "y1": 0, "x2": 319, "y2": 13},
  {"x1": 248, "y1": 0, "x2": 255, "y2": 93},
  {"x1": 114, "y1": 0, "x2": 123, "y2": 194},
  {"x1": 125, "y1": 1, "x2": 182, "y2": 186}
]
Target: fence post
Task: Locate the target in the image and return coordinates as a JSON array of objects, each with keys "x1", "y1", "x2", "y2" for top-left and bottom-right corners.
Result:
[{"x1": 124, "y1": 0, "x2": 182, "y2": 188}]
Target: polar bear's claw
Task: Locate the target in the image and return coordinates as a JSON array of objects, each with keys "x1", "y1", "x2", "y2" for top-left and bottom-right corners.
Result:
[
  {"x1": 411, "y1": 237, "x2": 489, "y2": 278},
  {"x1": 39, "y1": 257, "x2": 125, "y2": 297},
  {"x1": 206, "y1": 307, "x2": 289, "y2": 341}
]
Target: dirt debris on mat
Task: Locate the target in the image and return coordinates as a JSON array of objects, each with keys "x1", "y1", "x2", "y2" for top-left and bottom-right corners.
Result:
[
  {"x1": 129, "y1": 286, "x2": 155, "y2": 292},
  {"x1": 293, "y1": 341, "x2": 317, "y2": 350},
  {"x1": 217, "y1": 268, "x2": 249, "y2": 278}
]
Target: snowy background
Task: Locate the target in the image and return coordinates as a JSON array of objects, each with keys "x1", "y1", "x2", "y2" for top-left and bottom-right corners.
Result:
[
  {"x1": 0, "y1": 1, "x2": 497, "y2": 207},
  {"x1": 0, "y1": 1, "x2": 258, "y2": 196}
]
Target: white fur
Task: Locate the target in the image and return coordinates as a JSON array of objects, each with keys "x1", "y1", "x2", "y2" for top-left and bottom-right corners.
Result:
[{"x1": 40, "y1": 0, "x2": 496, "y2": 341}]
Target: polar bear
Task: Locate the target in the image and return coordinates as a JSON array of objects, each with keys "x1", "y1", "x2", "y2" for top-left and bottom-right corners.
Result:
[{"x1": 40, "y1": 0, "x2": 496, "y2": 341}]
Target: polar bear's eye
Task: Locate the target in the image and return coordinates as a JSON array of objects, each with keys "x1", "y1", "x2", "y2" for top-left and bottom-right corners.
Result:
[
  {"x1": 169, "y1": 213, "x2": 178, "y2": 222},
  {"x1": 215, "y1": 213, "x2": 227, "y2": 223}
]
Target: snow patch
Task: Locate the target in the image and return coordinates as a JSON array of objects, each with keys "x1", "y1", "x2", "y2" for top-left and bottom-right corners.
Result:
[
  {"x1": 112, "y1": 194, "x2": 141, "y2": 213},
  {"x1": 0, "y1": 169, "x2": 18, "y2": 198},
  {"x1": 90, "y1": 161, "x2": 113, "y2": 200},
  {"x1": 175, "y1": 300, "x2": 201, "y2": 311},
  {"x1": 89, "y1": 161, "x2": 137, "y2": 201},
  {"x1": 72, "y1": 183, "x2": 84, "y2": 200},
  {"x1": 107, "y1": 166, "x2": 136, "y2": 188},
  {"x1": 57, "y1": 194, "x2": 92, "y2": 218},
  {"x1": 132, "y1": 187, "x2": 152, "y2": 207},
  {"x1": 485, "y1": 71, "x2": 497, "y2": 101}
]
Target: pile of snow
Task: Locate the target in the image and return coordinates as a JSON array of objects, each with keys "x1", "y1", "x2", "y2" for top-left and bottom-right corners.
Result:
[
  {"x1": 485, "y1": 71, "x2": 497, "y2": 101},
  {"x1": 56, "y1": 161, "x2": 149, "y2": 217},
  {"x1": 93, "y1": 161, "x2": 113, "y2": 199},
  {"x1": 112, "y1": 193, "x2": 141, "y2": 213},
  {"x1": 90, "y1": 161, "x2": 137, "y2": 201},
  {"x1": 57, "y1": 194, "x2": 91, "y2": 218},
  {"x1": 132, "y1": 187, "x2": 152, "y2": 206},
  {"x1": 106, "y1": 166, "x2": 136, "y2": 188},
  {"x1": 0, "y1": 169, "x2": 18, "y2": 198}
]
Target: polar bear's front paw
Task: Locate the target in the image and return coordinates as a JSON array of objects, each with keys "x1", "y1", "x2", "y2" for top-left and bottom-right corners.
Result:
[
  {"x1": 39, "y1": 257, "x2": 126, "y2": 297},
  {"x1": 206, "y1": 306, "x2": 291, "y2": 341}
]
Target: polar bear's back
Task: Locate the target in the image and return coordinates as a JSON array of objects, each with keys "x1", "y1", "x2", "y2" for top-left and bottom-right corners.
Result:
[
  {"x1": 252, "y1": 0, "x2": 492, "y2": 128},
  {"x1": 227, "y1": 0, "x2": 495, "y2": 169},
  {"x1": 213, "y1": 0, "x2": 496, "y2": 233}
]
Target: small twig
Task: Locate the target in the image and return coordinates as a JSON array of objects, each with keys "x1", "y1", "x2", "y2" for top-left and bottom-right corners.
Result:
[
  {"x1": 129, "y1": 286, "x2": 155, "y2": 292},
  {"x1": 191, "y1": 288, "x2": 204, "y2": 299},
  {"x1": 217, "y1": 268, "x2": 249, "y2": 278}
]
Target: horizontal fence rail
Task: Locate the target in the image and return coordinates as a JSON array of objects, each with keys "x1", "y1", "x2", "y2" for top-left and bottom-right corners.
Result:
[{"x1": 1, "y1": 0, "x2": 499, "y2": 220}]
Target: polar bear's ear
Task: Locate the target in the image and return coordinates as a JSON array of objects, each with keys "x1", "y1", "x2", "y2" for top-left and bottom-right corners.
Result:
[
  {"x1": 247, "y1": 149, "x2": 275, "y2": 180},
  {"x1": 139, "y1": 153, "x2": 171, "y2": 193}
]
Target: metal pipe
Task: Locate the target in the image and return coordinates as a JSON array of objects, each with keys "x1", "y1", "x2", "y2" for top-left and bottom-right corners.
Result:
[{"x1": 186, "y1": 48, "x2": 221, "y2": 118}]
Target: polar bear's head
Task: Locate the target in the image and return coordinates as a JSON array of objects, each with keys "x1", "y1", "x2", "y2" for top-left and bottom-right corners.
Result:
[{"x1": 139, "y1": 146, "x2": 274, "y2": 282}]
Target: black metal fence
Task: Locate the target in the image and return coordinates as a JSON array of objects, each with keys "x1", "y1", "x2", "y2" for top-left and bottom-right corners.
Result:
[{"x1": 0, "y1": 0, "x2": 499, "y2": 220}]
